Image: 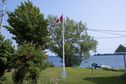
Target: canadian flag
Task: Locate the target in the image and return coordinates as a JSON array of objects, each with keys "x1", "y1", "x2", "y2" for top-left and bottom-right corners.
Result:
[
  {"x1": 52, "y1": 15, "x2": 63, "y2": 27},
  {"x1": 56, "y1": 15, "x2": 63, "y2": 23}
]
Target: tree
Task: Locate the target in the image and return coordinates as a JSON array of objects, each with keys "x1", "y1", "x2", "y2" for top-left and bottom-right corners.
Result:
[
  {"x1": 47, "y1": 15, "x2": 97, "y2": 67},
  {"x1": 4, "y1": 1, "x2": 48, "y2": 84},
  {"x1": 5, "y1": 0, "x2": 48, "y2": 48},
  {"x1": 0, "y1": 35, "x2": 15, "y2": 79}
]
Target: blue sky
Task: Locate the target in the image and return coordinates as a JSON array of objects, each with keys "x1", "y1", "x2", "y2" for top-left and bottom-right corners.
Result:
[{"x1": 1, "y1": 0, "x2": 126, "y2": 54}]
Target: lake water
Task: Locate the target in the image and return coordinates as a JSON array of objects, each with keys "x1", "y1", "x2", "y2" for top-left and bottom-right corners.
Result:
[
  {"x1": 48, "y1": 55, "x2": 125, "y2": 69},
  {"x1": 80, "y1": 55, "x2": 125, "y2": 69},
  {"x1": 47, "y1": 56, "x2": 62, "y2": 67}
]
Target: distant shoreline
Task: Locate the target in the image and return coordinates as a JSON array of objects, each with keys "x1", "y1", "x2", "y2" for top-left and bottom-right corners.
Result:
[{"x1": 94, "y1": 53, "x2": 126, "y2": 56}]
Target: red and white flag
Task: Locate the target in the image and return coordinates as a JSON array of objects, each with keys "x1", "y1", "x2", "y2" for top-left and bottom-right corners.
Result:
[
  {"x1": 52, "y1": 15, "x2": 63, "y2": 27},
  {"x1": 56, "y1": 15, "x2": 63, "y2": 23}
]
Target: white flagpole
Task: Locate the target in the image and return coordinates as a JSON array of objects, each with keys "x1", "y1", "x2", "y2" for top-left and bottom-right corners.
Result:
[
  {"x1": 62, "y1": 15, "x2": 66, "y2": 79},
  {"x1": 62, "y1": 15, "x2": 65, "y2": 71}
]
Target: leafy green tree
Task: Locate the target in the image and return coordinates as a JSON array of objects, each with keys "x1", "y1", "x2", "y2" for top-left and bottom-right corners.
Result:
[
  {"x1": 47, "y1": 16, "x2": 97, "y2": 67},
  {"x1": 0, "y1": 35, "x2": 15, "y2": 79},
  {"x1": 4, "y1": 1, "x2": 48, "y2": 84},
  {"x1": 5, "y1": 0, "x2": 48, "y2": 48}
]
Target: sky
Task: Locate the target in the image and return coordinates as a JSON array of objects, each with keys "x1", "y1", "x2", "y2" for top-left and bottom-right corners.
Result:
[{"x1": 1, "y1": 0, "x2": 126, "y2": 54}]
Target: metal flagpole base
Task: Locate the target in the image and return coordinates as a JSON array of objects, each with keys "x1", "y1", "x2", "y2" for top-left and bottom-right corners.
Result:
[{"x1": 62, "y1": 70, "x2": 67, "y2": 79}]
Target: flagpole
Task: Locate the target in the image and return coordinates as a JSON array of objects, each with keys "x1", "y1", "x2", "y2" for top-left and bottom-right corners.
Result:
[
  {"x1": 62, "y1": 15, "x2": 65, "y2": 71},
  {"x1": 62, "y1": 14, "x2": 66, "y2": 79}
]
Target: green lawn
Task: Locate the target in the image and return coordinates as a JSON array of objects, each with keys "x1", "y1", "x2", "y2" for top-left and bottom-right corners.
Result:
[{"x1": 1, "y1": 67, "x2": 126, "y2": 84}]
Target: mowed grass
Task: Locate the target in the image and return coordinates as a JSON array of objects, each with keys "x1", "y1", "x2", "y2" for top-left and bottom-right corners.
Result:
[{"x1": 1, "y1": 67, "x2": 126, "y2": 84}]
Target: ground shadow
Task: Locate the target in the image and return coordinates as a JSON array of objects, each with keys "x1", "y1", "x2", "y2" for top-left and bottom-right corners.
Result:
[{"x1": 83, "y1": 76, "x2": 126, "y2": 84}]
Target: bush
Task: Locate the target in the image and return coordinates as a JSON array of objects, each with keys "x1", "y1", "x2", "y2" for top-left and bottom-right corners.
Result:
[{"x1": 46, "y1": 61, "x2": 54, "y2": 67}]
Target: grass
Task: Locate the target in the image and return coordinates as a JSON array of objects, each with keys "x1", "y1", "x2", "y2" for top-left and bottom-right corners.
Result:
[{"x1": 1, "y1": 67, "x2": 126, "y2": 84}]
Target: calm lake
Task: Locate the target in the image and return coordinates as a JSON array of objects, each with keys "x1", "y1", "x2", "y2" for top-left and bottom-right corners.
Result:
[{"x1": 48, "y1": 55, "x2": 125, "y2": 69}]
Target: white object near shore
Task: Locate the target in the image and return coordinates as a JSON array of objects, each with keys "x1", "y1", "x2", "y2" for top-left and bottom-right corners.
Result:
[{"x1": 101, "y1": 65, "x2": 113, "y2": 69}]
